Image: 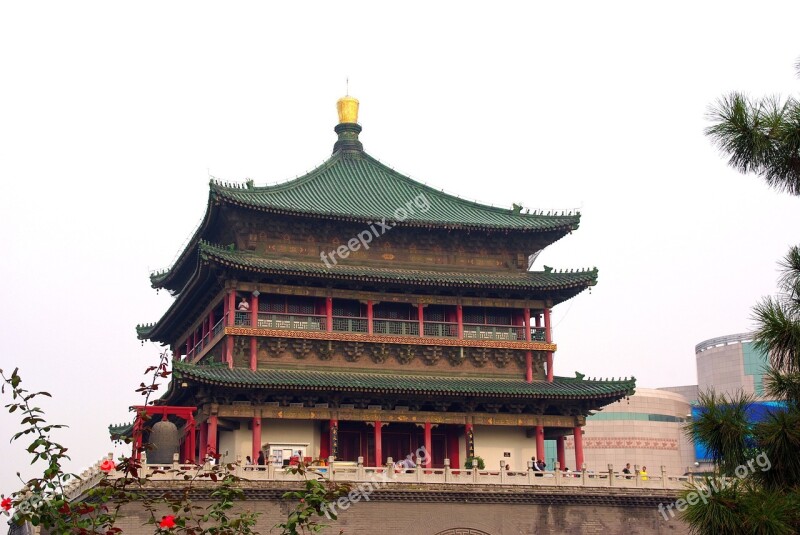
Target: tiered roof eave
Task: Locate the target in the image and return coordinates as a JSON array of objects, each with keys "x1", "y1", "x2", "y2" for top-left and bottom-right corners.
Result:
[
  {"x1": 137, "y1": 240, "x2": 598, "y2": 343},
  {"x1": 150, "y1": 150, "x2": 582, "y2": 294},
  {"x1": 169, "y1": 360, "x2": 636, "y2": 400}
]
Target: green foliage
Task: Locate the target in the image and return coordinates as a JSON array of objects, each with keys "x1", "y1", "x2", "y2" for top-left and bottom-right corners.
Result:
[
  {"x1": 681, "y1": 247, "x2": 800, "y2": 533},
  {"x1": 1, "y1": 355, "x2": 264, "y2": 534},
  {"x1": 275, "y1": 462, "x2": 351, "y2": 535},
  {"x1": 1, "y1": 367, "x2": 122, "y2": 532},
  {"x1": 753, "y1": 245, "x2": 800, "y2": 373},
  {"x1": 684, "y1": 390, "x2": 754, "y2": 475},
  {"x1": 464, "y1": 456, "x2": 485, "y2": 470},
  {"x1": 691, "y1": 57, "x2": 800, "y2": 534},
  {"x1": 706, "y1": 90, "x2": 800, "y2": 196},
  {"x1": 680, "y1": 479, "x2": 800, "y2": 535}
]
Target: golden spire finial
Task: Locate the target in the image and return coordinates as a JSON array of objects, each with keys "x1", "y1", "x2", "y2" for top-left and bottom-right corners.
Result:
[{"x1": 337, "y1": 82, "x2": 359, "y2": 124}]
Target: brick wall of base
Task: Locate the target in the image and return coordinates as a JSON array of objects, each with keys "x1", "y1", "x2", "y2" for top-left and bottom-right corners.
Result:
[{"x1": 78, "y1": 481, "x2": 691, "y2": 535}]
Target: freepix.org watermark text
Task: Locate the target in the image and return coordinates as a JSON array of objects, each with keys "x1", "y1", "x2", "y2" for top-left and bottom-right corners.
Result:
[
  {"x1": 320, "y1": 193, "x2": 431, "y2": 268},
  {"x1": 321, "y1": 446, "x2": 430, "y2": 519},
  {"x1": 658, "y1": 451, "x2": 772, "y2": 521}
]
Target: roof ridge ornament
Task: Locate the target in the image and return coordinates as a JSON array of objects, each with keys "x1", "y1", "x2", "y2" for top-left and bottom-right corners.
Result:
[{"x1": 333, "y1": 94, "x2": 363, "y2": 154}]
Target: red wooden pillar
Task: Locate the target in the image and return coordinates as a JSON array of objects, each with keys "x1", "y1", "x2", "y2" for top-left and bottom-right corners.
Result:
[
  {"x1": 523, "y1": 308, "x2": 532, "y2": 382},
  {"x1": 207, "y1": 416, "x2": 218, "y2": 458},
  {"x1": 187, "y1": 421, "x2": 196, "y2": 463},
  {"x1": 573, "y1": 426, "x2": 584, "y2": 470},
  {"x1": 199, "y1": 422, "x2": 208, "y2": 461},
  {"x1": 446, "y1": 426, "x2": 460, "y2": 469},
  {"x1": 326, "y1": 297, "x2": 333, "y2": 332},
  {"x1": 556, "y1": 436, "x2": 566, "y2": 470},
  {"x1": 133, "y1": 419, "x2": 144, "y2": 462},
  {"x1": 544, "y1": 308, "x2": 554, "y2": 382},
  {"x1": 424, "y1": 421, "x2": 432, "y2": 468},
  {"x1": 250, "y1": 292, "x2": 259, "y2": 326},
  {"x1": 209, "y1": 310, "x2": 215, "y2": 336},
  {"x1": 248, "y1": 292, "x2": 259, "y2": 370},
  {"x1": 418, "y1": 304, "x2": 425, "y2": 337},
  {"x1": 201, "y1": 315, "x2": 208, "y2": 342},
  {"x1": 249, "y1": 338, "x2": 257, "y2": 371},
  {"x1": 535, "y1": 425, "x2": 545, "y2": 464},
  {"x1": 456, "y1": 304, "x2": 463, "y2": 339},
  {"x1": 374, "y1": 421, "x2": 382, "y2": 466},
  {"x1": 320, "y1": 422, "x2": 330, "y2": 460},
  {"x1": 252, "y1": 416, "x2": 262, "y2": 465},
  {"x1": 367, "y1": 301, "x2": 373, "y2": 335},
  {"x1": 225, "y1": 337, "x2": 233, "y2": 369},
  {"x1": 226, "y1": 291, "x2": 236, "y2": 326}
]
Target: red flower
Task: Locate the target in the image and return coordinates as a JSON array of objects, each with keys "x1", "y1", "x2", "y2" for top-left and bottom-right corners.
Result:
[
  {"x1": 100, "y1": 459, "x2": 116, "y2": 472},
  {"x1": 1, "y1": 497, "x2": 11, "y2": 511},
  {"x1": 159, "y1": 515, "x2": 176, "y2": 528}
]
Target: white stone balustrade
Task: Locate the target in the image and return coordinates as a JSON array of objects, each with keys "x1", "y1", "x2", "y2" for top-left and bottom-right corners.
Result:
[{"x1": 95, "y1": 459, "x2": 694, "y2": 491}]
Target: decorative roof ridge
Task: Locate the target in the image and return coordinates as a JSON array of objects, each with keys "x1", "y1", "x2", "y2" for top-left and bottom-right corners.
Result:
[
  {"x1": 542, "y1": 265, "x2": 598, "y2": 275},
  {"x1": 172, "y1": 361, "x2": 635, "y2": 386},
  {"x1": 560, "y1": 371, "x2": 636, "y2": 384},
  {"x1": 169, "y1": 362, "x2": 636, "y2": 399},
  {"x1": 358, "y1": 153, "x2": 581, "y2": 221},
  {"x1": 197, "y1": 241, "x2": 598, "y2": 282},
  {"x1": 153, "y1": 152, "x2": 583, "y2": 292},
  {"x1": 209, "y1": 151, "x2": 582, "y2": 223},
  {"x1": 210, "y1": 153, "x2": 342, "y2": 194}
]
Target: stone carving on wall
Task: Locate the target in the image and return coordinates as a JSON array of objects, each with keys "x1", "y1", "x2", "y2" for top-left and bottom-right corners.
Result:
[
  {"x1": 291, "y1": 339, "x2": 313, "y2": 359},
  {"x1": 421, "y1": 346, "x2": 443, "y2": 366},
  {"x1": 469, "y1": 347, "x2": 492, "y2": 368},
  {"x1": 344, "y1": 342, "x2": 364, "y2": 362},
  {"x1": 370, "y1": 344, "x2": 391, "y2": 364},
  {"x1": 493, "y1": 349, "x2": 514, "y2": 368},
  {"x1": 245, "y1": 333, "x2": 531, "y2": 373},
  {"x1": 447, "y1": 347, "x2": 466, "y2": 366},
  {"x1": 397, "y1": 345, "x2": 416, "y2": 365},
  {"x1": 317, "y1": 341, "x2": 335, "y2": 360},
  {"x1": 266, "y1": 338, "x2": 288, "y2": 358}
]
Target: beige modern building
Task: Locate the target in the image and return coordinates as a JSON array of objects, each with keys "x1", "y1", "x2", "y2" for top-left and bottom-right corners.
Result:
[
  {"x1": 695, "y1": 333, "x2": 768, "y2": 397},
  {"x1": 567, "y1": 388, "x2": 694, "y2": 475}
]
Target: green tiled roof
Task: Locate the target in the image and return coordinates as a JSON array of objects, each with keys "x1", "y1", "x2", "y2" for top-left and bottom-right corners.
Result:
[
  {"x1": 199, "y1": 242, "x2": 598, "y2": 291},
  {"x1": 108, "y1": 422, "x2": 133, "y2": 439},
  {"x1": 172, "y1": 361, "x2": 635, "y2": 400},
  {"x1": 211, "y1": 152, "x2": 580, "y2": 232}
]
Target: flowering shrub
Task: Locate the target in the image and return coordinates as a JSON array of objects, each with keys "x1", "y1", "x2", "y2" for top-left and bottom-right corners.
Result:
[{"x1": 1, "y1": 354, "x2": 346, "y2": 534}]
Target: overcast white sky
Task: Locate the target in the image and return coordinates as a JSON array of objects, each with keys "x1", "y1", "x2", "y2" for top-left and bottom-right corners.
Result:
[{"x1": 1, "y1": 1, "x2": 799, "y2": 494}]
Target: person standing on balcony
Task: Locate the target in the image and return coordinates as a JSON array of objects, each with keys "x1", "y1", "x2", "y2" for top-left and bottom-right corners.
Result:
[
  {"x1": 532, "y1": 456, "x2": 543, "y2": 475},
  {"x1": 622, "y1": 463, "x2": 632, "y2": 479},
  {"x1": 237, "y1": 298, "x2": 250, "y2": 311},
  {"x1": 257, "y1": 451, "x2": 265, "y2": 470}
]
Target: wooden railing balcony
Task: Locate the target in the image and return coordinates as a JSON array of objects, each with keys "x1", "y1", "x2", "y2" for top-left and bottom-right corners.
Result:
[
  {"x1": 423, "y1": 321, "x2": 458, "y2": 338},
  {"x1": 463, "y1": 323, "x2": 525, "y2": 341},
  {"x1": 374, "y1": 318, "x2": 420, "y2": 336},
  {"x1": 257, "y1": 312, "x2": 326, "y2": 331},
  {"x1": 333, "y1": 316, "x2": 368, "y2": 333},
  {"x1": 218, "y1": 312, "x2": 548, "y2": 345}
]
